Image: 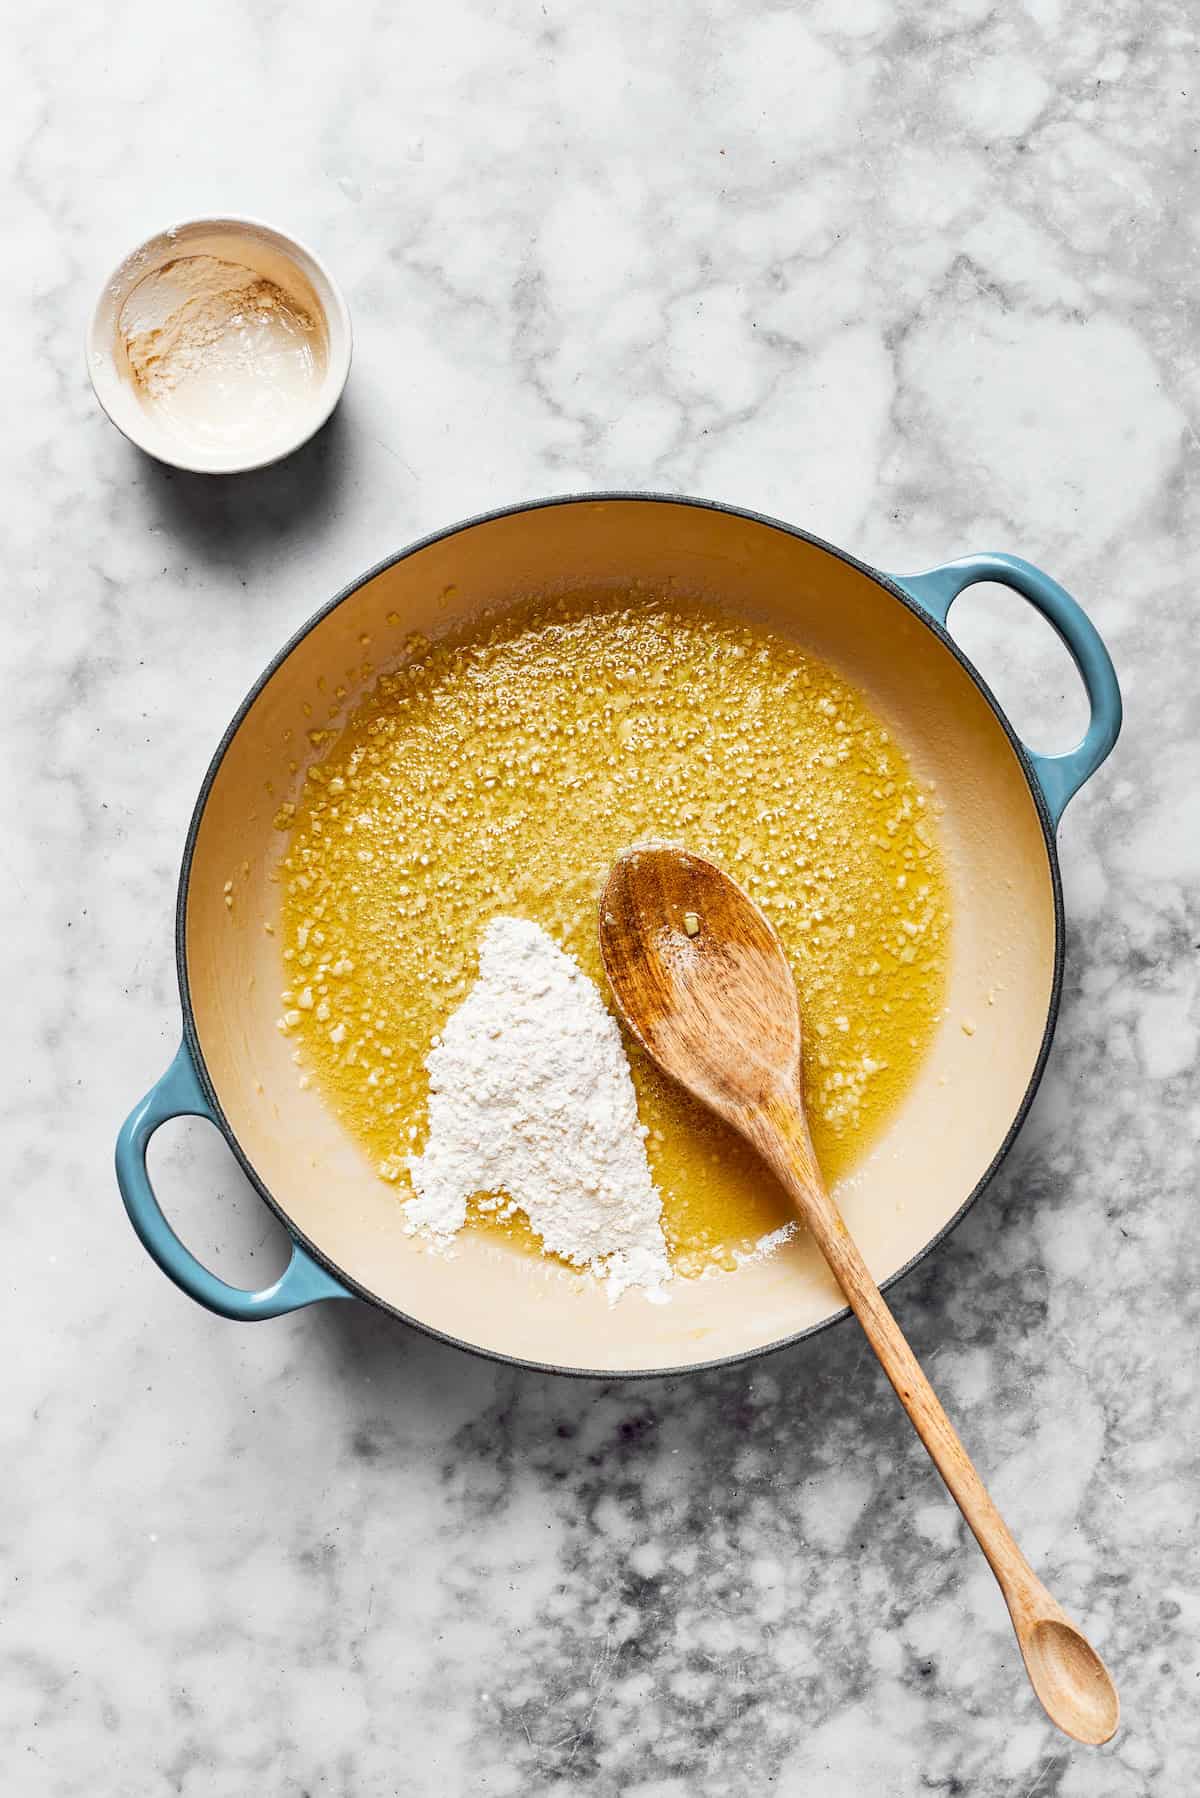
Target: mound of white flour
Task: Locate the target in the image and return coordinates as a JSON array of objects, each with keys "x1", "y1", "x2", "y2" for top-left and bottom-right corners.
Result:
[{"x1": 404, "y1": 916, "x2": 671, "y2": 1302}]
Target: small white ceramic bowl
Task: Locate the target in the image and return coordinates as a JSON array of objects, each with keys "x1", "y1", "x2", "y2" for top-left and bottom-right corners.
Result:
[{"x1": 87, "y1": 216, "x2": 352, "y2": 475}]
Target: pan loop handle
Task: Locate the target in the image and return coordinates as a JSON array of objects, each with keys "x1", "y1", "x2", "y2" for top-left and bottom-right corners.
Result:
[
  {"x1": 889, "y1": 552, "x2": 1122, "y2": 827},
  {"x1": 115, "y1": 1040, "x2": 353, "y2": 1320}
]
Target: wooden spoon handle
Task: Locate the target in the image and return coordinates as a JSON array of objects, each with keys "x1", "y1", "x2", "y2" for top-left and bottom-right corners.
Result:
[
  {"x1": 744, "y1": 1092, "x2": 1056, "y2": 1623},
  {"x1": 745, "y1": 1088, "x2": 1119, "y2": 1744}
]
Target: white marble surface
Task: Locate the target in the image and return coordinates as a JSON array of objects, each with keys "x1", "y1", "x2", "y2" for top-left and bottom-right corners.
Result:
[{"x1": 5, "y1": 1, "x2": 1199, "y2": 1792}]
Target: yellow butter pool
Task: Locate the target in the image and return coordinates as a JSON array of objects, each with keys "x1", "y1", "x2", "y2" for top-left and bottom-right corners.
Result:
[{"x1": 275, "y1": 588, "x2": 951, "y2": 1276}]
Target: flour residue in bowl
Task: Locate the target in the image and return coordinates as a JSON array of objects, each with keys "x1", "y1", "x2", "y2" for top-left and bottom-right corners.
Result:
[
  {"x1": 119, "y1": 254, "x2": 326, "y2": 452},
  {"x1": 401, "y1": 917, "x2": 671, "y2": 1302}
]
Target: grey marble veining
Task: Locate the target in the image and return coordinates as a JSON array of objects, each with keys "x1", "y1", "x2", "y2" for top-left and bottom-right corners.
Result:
[{"x1": 4, "y1": 0, "x2": 1199, "y2": 1792}]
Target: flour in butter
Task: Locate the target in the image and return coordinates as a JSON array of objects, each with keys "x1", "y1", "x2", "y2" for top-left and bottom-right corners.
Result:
[{"x1": 404, "y1": 916, "x2": 671, "y2": 1302}]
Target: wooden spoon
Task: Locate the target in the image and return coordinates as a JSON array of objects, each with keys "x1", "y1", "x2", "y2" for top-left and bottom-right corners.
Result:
[{"x1": 599, "y1": 845, "x2": 1119, "y2": 1746}]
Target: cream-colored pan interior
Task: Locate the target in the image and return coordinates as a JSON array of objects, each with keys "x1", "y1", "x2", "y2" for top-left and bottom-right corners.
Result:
[{"x1": 184, "y1": 500, "x2": 1057, "y2": 1372}]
